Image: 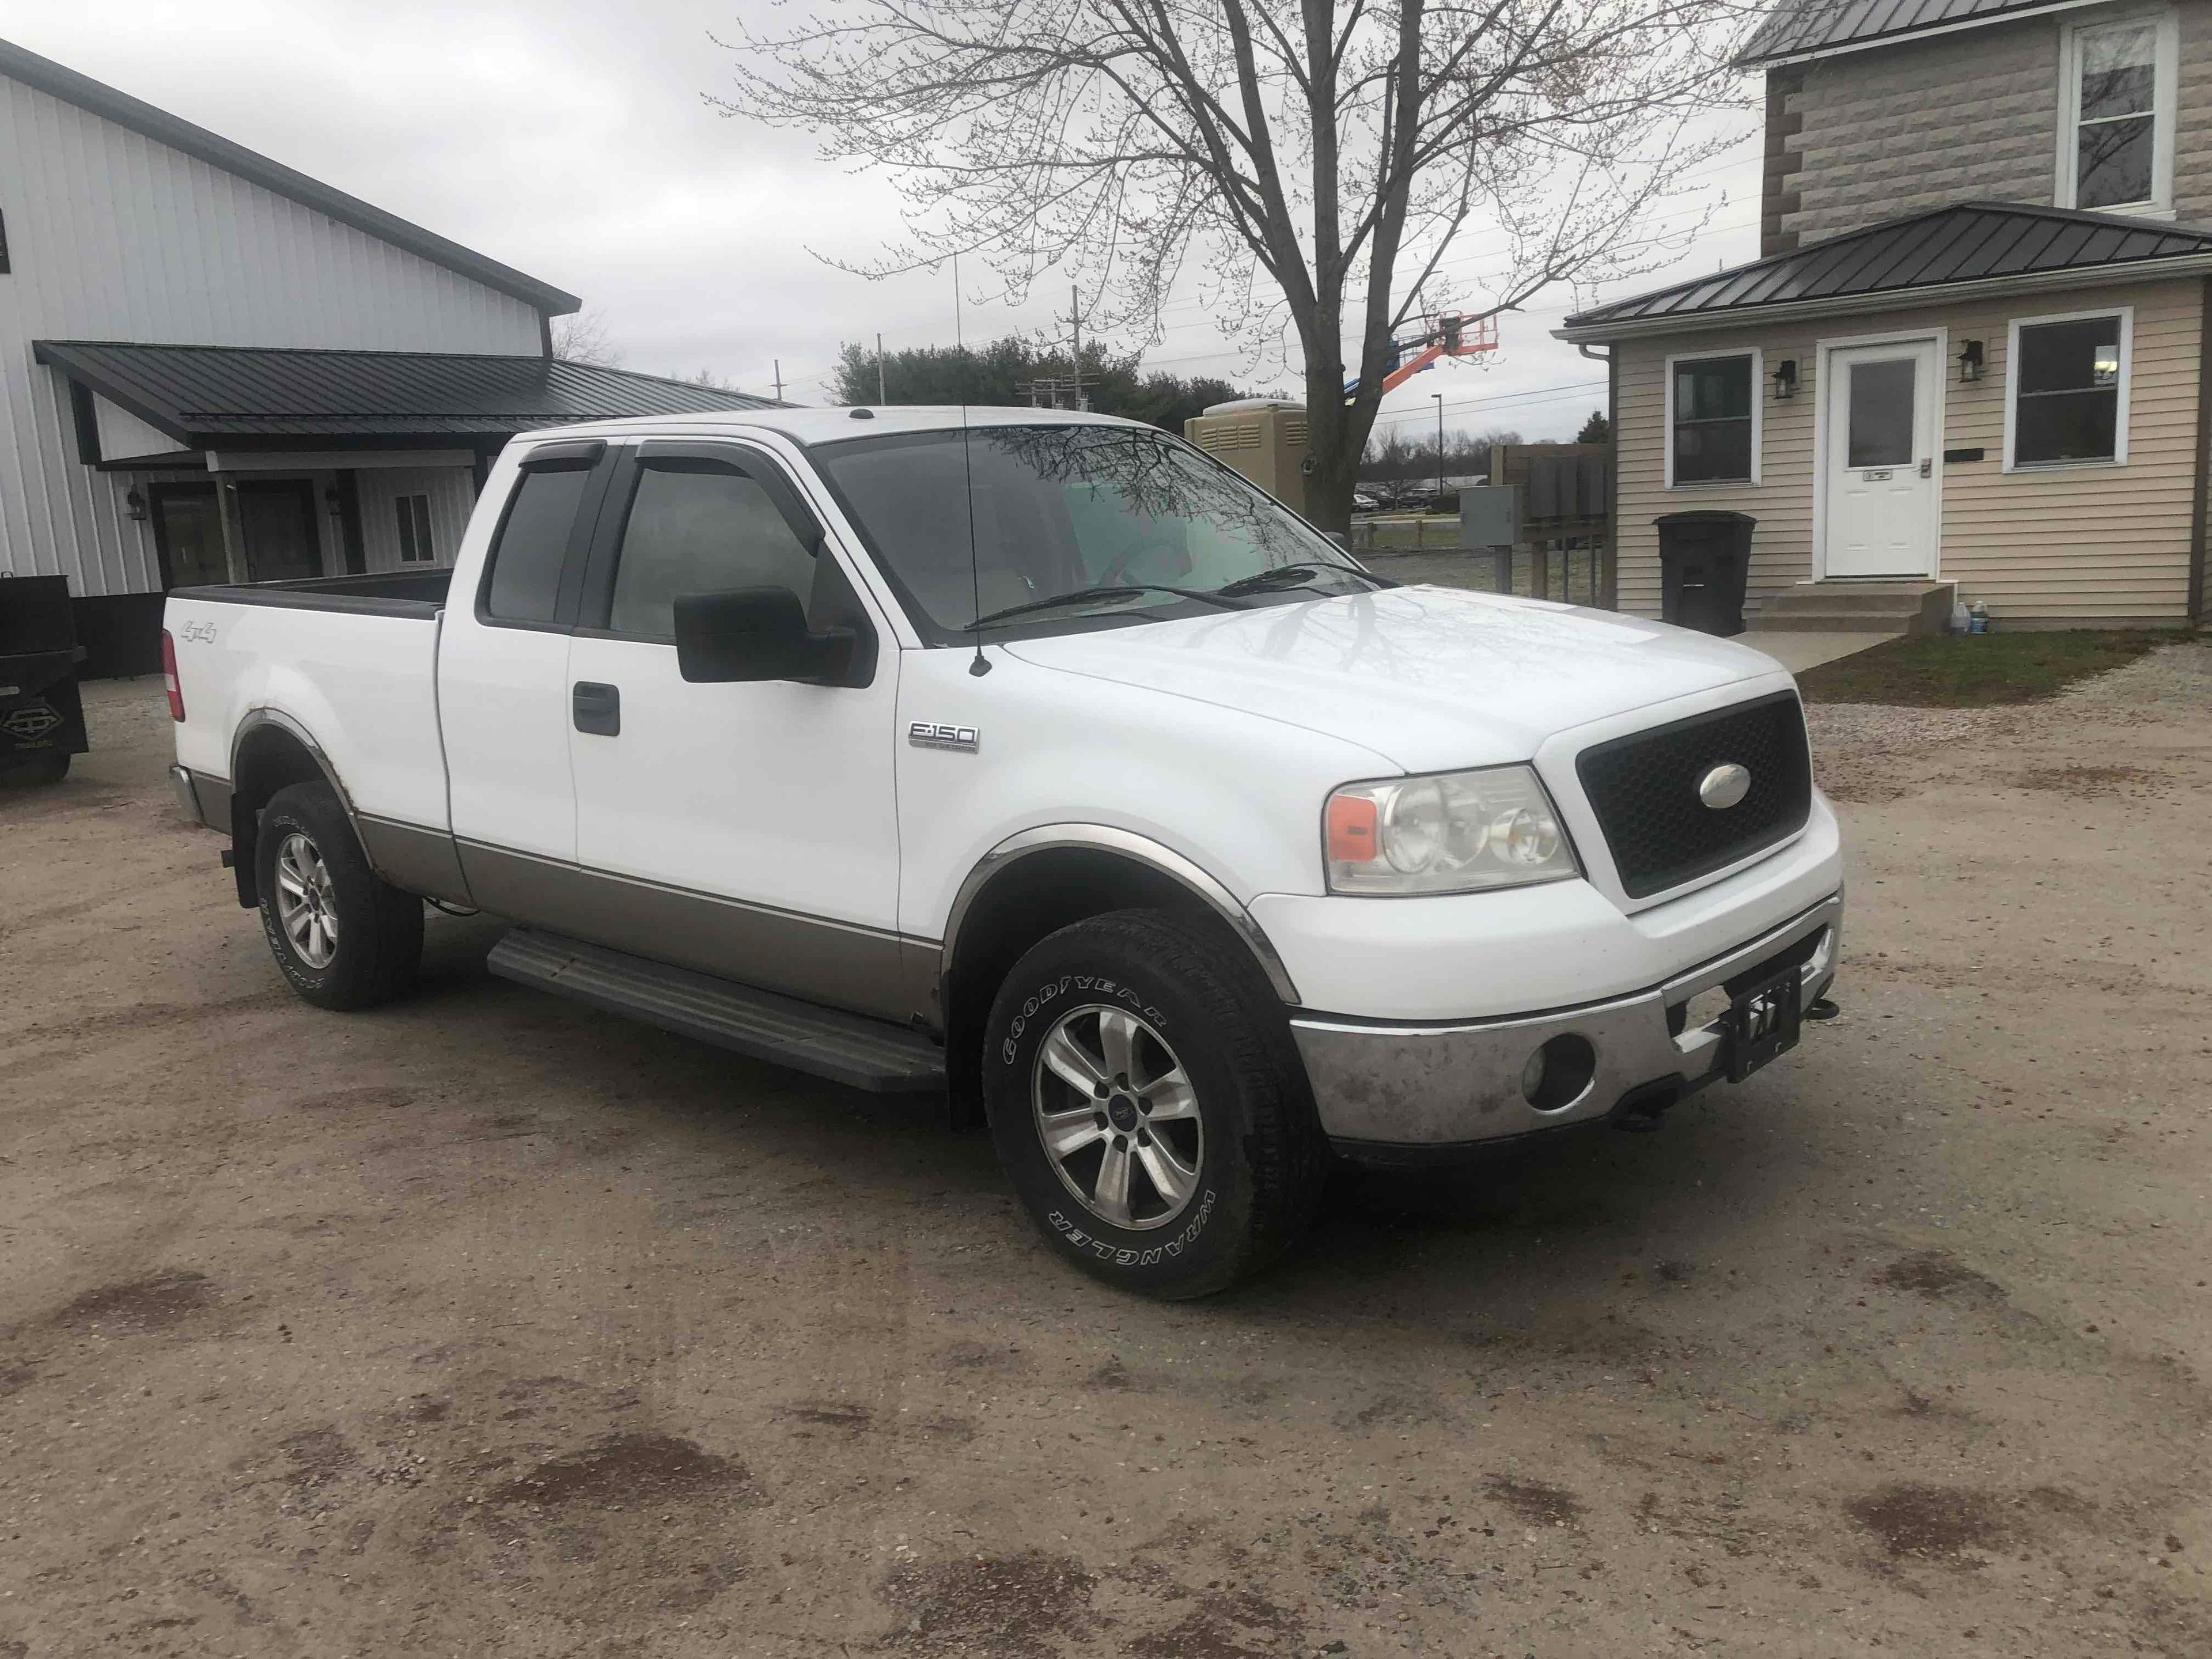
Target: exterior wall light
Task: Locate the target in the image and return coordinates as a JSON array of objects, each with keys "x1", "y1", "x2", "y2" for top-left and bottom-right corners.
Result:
[
  {"x1": 1771, "y1": 359, "x2": 1798, "y2": 400},
  {"x1": 1957, "y1": 340, "x2": 1984, "y2": 382},
  {"x1": 124, "y1": 487, "x2": 149, "y2": 522}
]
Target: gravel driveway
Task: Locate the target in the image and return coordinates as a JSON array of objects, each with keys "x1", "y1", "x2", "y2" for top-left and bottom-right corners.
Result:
[{"x1": 2, "y1": 649, "x2": 2208, "y2": 1657}]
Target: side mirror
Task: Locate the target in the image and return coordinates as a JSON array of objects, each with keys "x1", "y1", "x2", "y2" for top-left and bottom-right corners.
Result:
[{"x1": 673, "y1": 587, "x2": 854, "y2": 685}]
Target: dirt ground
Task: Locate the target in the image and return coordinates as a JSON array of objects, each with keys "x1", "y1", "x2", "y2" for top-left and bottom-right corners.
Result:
[{"x1": 3, "y1": 648, "x2": 2210, "y2": 1659}]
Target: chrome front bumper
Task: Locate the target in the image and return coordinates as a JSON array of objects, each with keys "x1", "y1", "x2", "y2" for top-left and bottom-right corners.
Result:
[{"x1": 1291, "y1": 892, "x2": 1841, "y2": 1157}]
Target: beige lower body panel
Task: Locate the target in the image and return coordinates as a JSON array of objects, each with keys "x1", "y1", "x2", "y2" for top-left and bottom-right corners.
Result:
[{"x1": 456, "y1": 839, "x2": 930, "y2": 1027}]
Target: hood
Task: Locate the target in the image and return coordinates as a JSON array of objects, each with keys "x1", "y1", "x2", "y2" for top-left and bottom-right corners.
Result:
[{"x1": 1001, "y1": 585, "x2": 1788, "y2": 772}]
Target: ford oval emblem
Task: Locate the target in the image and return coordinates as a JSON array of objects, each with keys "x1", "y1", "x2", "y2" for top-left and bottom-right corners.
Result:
[{"x1": 1699, "y1": 762, "x2": 1751, "y2": 810}]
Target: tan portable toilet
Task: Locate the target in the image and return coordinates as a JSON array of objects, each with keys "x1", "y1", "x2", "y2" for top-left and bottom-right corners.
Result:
[{"x1": 1183, "y1": 399, "x2": 1309, "y2": 516}]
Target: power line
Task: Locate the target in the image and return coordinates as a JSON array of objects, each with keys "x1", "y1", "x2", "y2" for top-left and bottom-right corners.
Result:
[{"x1": 753, "y1": 180, "x2": 1763, "y2": 397}]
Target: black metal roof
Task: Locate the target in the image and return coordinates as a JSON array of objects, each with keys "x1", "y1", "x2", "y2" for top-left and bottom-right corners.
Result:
[
  {"x1": 33, "y1": 340, "x2": 779, "y2": 453},
  {"x1": 1738, "y1": 0, "x2": 2066, "y2": 66},
  {"x1": 1562, "y1": 202, "x2": 2212, "y2": 334},
  {"x1": 0, "y1": 36, "x2": 579, "y2": 316}
]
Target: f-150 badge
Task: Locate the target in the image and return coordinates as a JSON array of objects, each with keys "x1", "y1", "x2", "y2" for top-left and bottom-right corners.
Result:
[{"x1": 908, "y1": 721, "x2": 979, "y2": 753}]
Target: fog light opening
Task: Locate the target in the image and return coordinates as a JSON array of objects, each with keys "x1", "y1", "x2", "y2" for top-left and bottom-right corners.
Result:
[{"x1": 1521, "y1": 1035, "x2": 1598, "y2": 1112}]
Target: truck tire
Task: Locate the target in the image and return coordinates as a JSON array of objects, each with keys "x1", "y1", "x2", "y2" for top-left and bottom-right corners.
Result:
[
  {"x1": 982, "y1": 909, "x2": 1328, "y2": 1298},
  {"x1": 1, "y1": 751, "x2": 69, "y2": 786},
  {"x1": 253, "y1": 781, "x2": 423, "y2": 1010}
]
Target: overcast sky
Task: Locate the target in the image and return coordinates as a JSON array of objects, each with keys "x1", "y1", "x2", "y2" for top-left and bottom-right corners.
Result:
[{"x1": 2, "y1": 1, "x2": 1766, "y2": 442}]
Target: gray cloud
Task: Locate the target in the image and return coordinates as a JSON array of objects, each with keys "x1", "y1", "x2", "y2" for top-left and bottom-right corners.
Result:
[{"x1": 2, "y1": 1, "x2": 1760, "y2": 431}]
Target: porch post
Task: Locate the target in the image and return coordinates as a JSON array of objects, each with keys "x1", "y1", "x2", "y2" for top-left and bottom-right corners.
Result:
[
  {"x1": 336, "y1": 469, "x2": 368, "y2": 575},
  {"x1": 213, "y1": 472, "x2": 248, "y2": 584}
]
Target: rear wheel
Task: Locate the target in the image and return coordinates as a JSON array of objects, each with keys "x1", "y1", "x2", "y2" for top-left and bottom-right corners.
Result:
[
  {"x1": 983, "y1": 909, "x2": 1327, "y2": 1298},
  {"x1": 254, "y1": 781, "x2": 422, "y2": 1010}
]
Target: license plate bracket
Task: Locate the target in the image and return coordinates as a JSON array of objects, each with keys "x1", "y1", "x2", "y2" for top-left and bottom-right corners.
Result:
[{"x1": 1725, "y1": 967, "x2": 1802, "y2": 1082}]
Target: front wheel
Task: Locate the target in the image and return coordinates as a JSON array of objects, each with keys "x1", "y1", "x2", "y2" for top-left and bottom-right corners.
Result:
[
  {"x1": 983, "y1": 909, "x2": 1327, "y2": 1298},
  {"x1": 254, "y1": 781, "x2": 423, "y2": 1010}
]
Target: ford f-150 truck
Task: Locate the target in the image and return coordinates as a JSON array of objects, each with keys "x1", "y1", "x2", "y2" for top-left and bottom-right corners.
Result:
[{"x1": 164, "y1": 407, "x2": 1840, "y2": 1297}]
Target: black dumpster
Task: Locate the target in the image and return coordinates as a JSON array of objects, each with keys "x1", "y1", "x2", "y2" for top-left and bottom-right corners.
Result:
[
  {"x1": 1655, "y1": 511, "x2": 1753, "y2": 637},
  {"x1": 1, "y1": 575, "x2": 90, "y2": 786}
]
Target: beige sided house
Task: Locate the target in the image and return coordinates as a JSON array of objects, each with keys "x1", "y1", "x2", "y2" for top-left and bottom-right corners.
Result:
[{"x1": 1558, "y1": 0, "x2": 2212, "y2": 634}]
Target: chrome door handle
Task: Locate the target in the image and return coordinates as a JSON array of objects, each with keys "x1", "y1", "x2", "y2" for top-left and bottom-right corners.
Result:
[{"x1": 572, "y1": 681, "x2": 620, "y2": 737}]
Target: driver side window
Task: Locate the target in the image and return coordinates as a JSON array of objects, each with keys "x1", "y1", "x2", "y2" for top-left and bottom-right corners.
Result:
[{"x1": 608, "y1": 463, "x2": 817, "y2": 639}]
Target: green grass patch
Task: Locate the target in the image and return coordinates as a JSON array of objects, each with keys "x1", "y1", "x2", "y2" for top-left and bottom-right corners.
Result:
[{"x1": 1795, "y1": 628, "x2": 2190, "y2": 707}]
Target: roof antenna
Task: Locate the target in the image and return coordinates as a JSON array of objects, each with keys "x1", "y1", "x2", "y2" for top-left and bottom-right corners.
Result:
[{"x1": 956, "y1": 252, "x2": 991, "y2": 676}]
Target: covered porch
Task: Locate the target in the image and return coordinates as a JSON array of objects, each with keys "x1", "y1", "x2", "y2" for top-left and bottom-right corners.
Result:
[{"x1": 34, "y1": 340, "x2": 776, "y2": 671}]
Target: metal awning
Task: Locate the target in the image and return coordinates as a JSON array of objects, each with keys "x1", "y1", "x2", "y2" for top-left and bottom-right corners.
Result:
[
  {"x1": 1558, "y1": 202, "x2": 2212, "y2": 340},
  {"x1": 34, "y1": 340, "x2": 780, "y2": 458},
  {"x1": 1738, "y1": 0, "x2": 2084, "y2": 69}
]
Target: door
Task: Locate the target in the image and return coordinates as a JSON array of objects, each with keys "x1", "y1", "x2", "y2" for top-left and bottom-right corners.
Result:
[
  {"x1": 149, "y1": 483, "x2": 226, "y2": 588},
  {"x1": 439, "y1": 441, "x2": 612, "y2": 885},
  {"x1": 234, "y1": 479, "x2": 324, "y2": 582},
  {"x1": 564, "y1": 441, "x2": 906, "y2": 1017},
  {"x1": 1823, "y1": 339, "x2": 1941, "y2": 577}
]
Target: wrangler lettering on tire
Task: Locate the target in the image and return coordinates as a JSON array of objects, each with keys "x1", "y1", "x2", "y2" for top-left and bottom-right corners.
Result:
[{"x1": 983, "y1": 909, "x2": 1327, "y2": 1298}]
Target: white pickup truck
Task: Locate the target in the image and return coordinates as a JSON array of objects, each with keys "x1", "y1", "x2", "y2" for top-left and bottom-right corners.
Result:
[{"x1": 164, "y1": 407, "x2": 1840, "y2": 1297}]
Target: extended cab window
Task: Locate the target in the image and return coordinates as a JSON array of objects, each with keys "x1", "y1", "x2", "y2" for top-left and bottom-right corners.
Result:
[
  {"x1": 484, "y1": 464, "x2": 591, "y2": 624},
  {"x1": 607, "y1": 462, "x2": 817, "y2": 639}
]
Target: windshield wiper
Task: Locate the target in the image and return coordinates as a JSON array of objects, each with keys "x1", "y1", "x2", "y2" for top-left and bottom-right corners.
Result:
[
  {"x1": 1213, "y1": 561, "x2": 1396, "y2": 597},
  {"x1": 969, "y1": 582, "x2": 1251, "y2": 631}
]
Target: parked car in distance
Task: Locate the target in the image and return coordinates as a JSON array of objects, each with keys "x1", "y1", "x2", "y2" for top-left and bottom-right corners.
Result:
[{"x1": 164, "y1": 407, "x2": 1842, "y2": 1297}]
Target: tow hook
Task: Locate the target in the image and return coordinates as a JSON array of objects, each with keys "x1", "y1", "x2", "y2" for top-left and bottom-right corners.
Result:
[{"x1": 1611, "y1": 1079, "x2": 1680, "y2": 1134}]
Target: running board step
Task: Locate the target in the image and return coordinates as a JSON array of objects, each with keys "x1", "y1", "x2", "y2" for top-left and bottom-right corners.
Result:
[{"x1": 486, "y1": 929, "x2": 945, "y2": 1093}]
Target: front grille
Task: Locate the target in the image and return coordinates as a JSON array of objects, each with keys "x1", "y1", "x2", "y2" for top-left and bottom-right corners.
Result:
[{"x1": 1575, "y1": 692, "x2": 1812, "y2": 899}]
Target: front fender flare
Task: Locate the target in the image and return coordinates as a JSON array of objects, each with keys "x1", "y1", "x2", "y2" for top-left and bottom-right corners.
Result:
[{"x1": 940, "y1": 823, "x2": 1302, "y2": 1006}]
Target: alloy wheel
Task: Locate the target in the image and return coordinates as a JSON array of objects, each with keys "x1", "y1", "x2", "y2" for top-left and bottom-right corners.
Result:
[
  {"x1": 1031, "y1": 1005, "x2": 1204, "y2": 1230},
  {"x1": 273, "y1": 831, "x2": 339, "y2": 968}
]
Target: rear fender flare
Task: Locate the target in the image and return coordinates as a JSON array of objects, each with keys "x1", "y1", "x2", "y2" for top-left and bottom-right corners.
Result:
[{"x1": 226, "y1": 709, "x2": 363, "y2": 907}]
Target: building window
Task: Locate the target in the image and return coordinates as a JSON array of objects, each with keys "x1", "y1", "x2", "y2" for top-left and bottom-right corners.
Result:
[
  {"x1": 2058, "y1": 10, "x2": 2177, "y2": 215},
  {"x1": 395, "y1": 494, "x2": 435, "y2": 563},
  {"x1": 2006, "y1": 309, "x2": 2131, "y2": 469},
  {"x1": 1666, "y1": 351, "x2": 1760, "y2": 486}
]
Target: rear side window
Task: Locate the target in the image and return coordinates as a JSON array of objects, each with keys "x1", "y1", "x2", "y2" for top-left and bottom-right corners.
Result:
[
  {"x1": 484, "y1": 466, "x2": 590, "y2": 623},
  {"x1": 607, "y1": 464, "x2": 817, "y2": 639}
]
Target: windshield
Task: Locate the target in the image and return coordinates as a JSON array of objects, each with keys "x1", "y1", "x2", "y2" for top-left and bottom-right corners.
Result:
[{"x1": 809, "y1": 423, "x2": 1372, "y2": 642}]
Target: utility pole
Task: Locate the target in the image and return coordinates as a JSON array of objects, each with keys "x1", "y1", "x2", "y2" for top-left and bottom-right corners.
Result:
[
  {"x1": 1070, "y1": 283, "x2": 1084, "y2": 411},
  {"x1": 1433, "y1": 392, "x2": 1445, "y2": 508},
  {"x1": 876, "y1": 332, "x2": 887, "y2": 404},
  {"x1": 774, "y1": 359, "x2": 784, "y2": 403}
]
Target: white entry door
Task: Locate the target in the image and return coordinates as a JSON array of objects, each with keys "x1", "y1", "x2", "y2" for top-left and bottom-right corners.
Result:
[{"x1": 1823, "y1": 339, "x2": 1941, "y2": 577}]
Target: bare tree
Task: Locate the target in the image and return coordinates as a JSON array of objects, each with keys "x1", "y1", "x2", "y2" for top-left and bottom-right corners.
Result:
[
  {"x1": 714, "y1": 1, "x2": 1751, "y2": 531},
  {"x1": 549, "y1": 308, "x2": 624, "y2": 368}
]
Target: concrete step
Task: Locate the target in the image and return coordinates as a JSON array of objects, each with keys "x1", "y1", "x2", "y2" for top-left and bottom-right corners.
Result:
[
  {"x1": 1751, "y1": 612, "x2": 1915, "y2": 633},
  {"x1": 1756, "y1": 579, "x2": 1955, "y2": 635}
]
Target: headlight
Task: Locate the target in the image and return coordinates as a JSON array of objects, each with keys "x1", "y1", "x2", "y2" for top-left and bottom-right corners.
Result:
[{"x1": 1324, "y1": 765, "x2": 1579, "y2": 895}]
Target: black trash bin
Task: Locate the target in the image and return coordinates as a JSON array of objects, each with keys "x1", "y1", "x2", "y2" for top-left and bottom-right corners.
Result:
[
  {"x1": 1654, "y1": 511, "x2": 1753, "y2": 637},
  {"x1": 0, "y1": 575, "x2": 90, "y2": 787}
]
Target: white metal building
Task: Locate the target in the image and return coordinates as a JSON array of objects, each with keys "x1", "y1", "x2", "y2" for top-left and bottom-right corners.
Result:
[{"x1": 0, "y1": 37, "x2": 770, "y2": 673}]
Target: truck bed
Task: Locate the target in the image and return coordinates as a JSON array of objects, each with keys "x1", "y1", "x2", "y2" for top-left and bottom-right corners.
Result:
[
  {"x1": 171, "y1": 567, "x2": 452, "y2": 619},
  {"x1": 165, "y1": 577, "x2": 453, "y2": 832}
]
